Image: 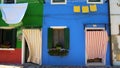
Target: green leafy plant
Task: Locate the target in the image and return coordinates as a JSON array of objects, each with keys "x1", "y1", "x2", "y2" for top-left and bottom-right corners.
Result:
[
  {"x1": 56, "y1": 42, "x2": 62, "y2": 49},
  {"x1": 48, "y1": 49, "x2": 68, "y2": 56}
]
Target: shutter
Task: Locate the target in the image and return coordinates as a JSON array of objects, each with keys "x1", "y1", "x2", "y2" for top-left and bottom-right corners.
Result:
[
  {"x1": 64, "y1": 28, "x2": 69, "y2": 49},
  {"x1": 48, "y1": 28, "x2": 53, "y2": 49}
]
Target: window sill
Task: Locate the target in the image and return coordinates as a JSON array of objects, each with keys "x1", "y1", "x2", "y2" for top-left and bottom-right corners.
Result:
[
  {"x1": 0, "y1": 48, "x2": 15, "y2": 50},
  {"x1": 87, "y1": 62, "x2": 104, "y2": 66}
]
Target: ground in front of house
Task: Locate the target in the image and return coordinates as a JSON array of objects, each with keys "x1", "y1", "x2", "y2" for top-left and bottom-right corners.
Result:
[{"x1": 1, "y1": 63, "x2": 120, "y2": 68}]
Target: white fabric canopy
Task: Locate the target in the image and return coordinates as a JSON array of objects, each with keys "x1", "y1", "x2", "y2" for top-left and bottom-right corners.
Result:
[
  {"x1": 0, "y1": 3, "x2": 28, "y2": 24},
  {"x1": 23, "y1": 29, "x2": 42, "y2": 65}
]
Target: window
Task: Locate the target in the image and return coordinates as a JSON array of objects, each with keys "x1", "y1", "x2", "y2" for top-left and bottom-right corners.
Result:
[
  {"x1": 48, "y1": 26, "x2": 69, "y2": 56},
  {"x1": 0, "y1": 29, "x2": 17, "y2": 48},
  {"x1": 2, "y1": 0, "x2": 16, "y2": 3},
  {"x1": 51, "y1": 0, "x2": 67, "y2": 4},
  {"x1": 87, "y1": 0, "x2": 103, "y2": 4}
]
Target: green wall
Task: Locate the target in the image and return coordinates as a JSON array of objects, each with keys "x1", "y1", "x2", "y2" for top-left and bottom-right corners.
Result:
[
  {"x1": 0, "y1": 0, "x2": 43, "y2": 48},
  {"x1": 23, "y1": 3, "x2": 43, "y2": 28}
]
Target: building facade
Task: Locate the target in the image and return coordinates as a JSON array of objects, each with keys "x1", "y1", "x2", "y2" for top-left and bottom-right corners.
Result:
[{"x1": 0, "y1": 0, "x2": 113, "y2": 66}]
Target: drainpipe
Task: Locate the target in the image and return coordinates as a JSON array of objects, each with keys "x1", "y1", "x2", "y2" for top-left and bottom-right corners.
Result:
[{"x1": 107, "y1": 0, "x2": 113, "y2": 66}]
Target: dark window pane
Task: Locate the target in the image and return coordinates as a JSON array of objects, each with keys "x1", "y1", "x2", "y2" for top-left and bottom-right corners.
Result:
[
  {"x1": 88, "y1": 0, "x2": 100, "y2": 2},
  {"x1": 0, "y1": 29, "x2": 16, "y2": 48},
  {"x1": 4, "y1": 0, "x2": 15, "y2": 3},
  {"x1": 11, "y1": 29, "x2": 17, "y2": 48},
  {"x1": 53, "y1": 0, "x2": 65, "y2": 2},
  {"x1": 0, "y1": 30, "x2": 2, "y2": 44}
]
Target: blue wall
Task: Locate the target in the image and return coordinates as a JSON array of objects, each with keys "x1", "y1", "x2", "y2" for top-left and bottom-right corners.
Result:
[{"x1": 42, "y1": 0, "x2": 110, "y2": 66}]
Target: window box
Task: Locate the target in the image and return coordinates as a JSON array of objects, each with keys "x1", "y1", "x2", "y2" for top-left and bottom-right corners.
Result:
[
  {"x1": 48, "y1": 48, "x2": 68, "y2": 56},
  {"x1": 87, "y1": 0, "x2": 103, "y2": 4}
]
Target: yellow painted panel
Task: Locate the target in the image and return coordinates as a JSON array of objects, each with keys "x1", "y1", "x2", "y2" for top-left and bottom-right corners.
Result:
[
  {"x1": 74, "y1": 6, "x2": 80, "y2": 13},
  {"x1": 90, "y1": 5, "x2": 97, "y2": 12},
  {"x1": 82, "y1": 6, "x2": 89, "y2": 13}
]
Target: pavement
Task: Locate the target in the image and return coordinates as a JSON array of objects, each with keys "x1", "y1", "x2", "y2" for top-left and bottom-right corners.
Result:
[{"x1": 1, "y1": 63, "x2": 120, "y2": 68}]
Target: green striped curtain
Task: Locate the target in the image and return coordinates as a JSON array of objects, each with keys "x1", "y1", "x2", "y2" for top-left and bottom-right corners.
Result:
[
  {"x1": 48, "y1": 28, "x2": 53, "y2": 49},
  {"x1": 64, "y1": 28, "x2": 69, "y2": 49}
]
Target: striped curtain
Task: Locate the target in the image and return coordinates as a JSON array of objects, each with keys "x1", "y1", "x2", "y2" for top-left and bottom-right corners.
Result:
[
  {"x1": 23, "y1": 29, "x2": 42, "y2": 64},
  {"x1": 85, "y1": 31, "x2": 108, "y2": 61}
]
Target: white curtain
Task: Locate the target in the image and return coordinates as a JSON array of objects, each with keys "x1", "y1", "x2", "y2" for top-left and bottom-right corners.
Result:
[{"x1": 23, "y1": 29, "x2": 42, "y2": 64}]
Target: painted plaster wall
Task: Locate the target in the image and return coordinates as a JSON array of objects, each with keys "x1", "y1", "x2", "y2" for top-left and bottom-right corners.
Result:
[
  {"x1": 42, "y1": 0, "x2": 110, "y2": 66},
  {"x1": 110, "y1": 0, "x2": 120, "y2": 65},
  {"x1": 0, "y1": 0, "x2": 43, "y2": 64},
  {"x1": 110, "y1": 0, "x2": 120, "y2": 35},
  {"x1": 110, "y1": 16, "x2": 120, "y2": 35}
]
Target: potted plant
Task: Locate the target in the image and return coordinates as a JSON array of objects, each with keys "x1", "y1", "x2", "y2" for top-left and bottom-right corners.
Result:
[{"x1": 56, "y1": 42, "x2": 62, "y2": 50}]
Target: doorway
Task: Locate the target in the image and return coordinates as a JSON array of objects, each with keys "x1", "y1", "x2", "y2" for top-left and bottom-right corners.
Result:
[
  {"x1": 22, "y1": 29, "x2": 42, "y2": 65},
  {"x1": 24, "y1": 39, "x2": 29, "y2": 63},
  {"x1": 85, "y1": 28, "x2": 108, "y2": 66}
]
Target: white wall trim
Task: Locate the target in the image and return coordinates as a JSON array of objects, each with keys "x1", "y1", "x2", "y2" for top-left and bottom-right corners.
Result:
[
  {"x1": 85, "y1": 27, "x2": 105, "y2": 31},
  {"x1": 0, "y1": 27, "x2": 15, "y2": 29},
  {"x1": 40, "y1": 29, "x2": 42, "y2": 65},
  {"x1": 0, "y1": 48, "x2": 15, "y2": 50},
  {"x1": 50, "y1": 26, "x2": 67, "y2": 29},
  {"x1": 22, "y1": 32, "x2": 25, "y2": 64}
]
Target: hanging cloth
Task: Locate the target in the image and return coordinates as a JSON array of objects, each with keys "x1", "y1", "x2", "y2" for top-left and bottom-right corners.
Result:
[
  {"x1": 85, "y1": 30, "x2": 108, "y2": 61},
  {"x1": 0, "y1": 3, "x2": 28, "y2": 24},
  {"x1": 23, "y1": 29, "x2": 42, "y2": 65}
]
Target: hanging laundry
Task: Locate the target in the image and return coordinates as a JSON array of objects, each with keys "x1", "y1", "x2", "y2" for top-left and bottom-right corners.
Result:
[
  {"x1": 0, "y1": 3, "x2": 28, "y2": 24},
  {"x1": 85, "y1": 30, "x2": 108, "y2": 62}
]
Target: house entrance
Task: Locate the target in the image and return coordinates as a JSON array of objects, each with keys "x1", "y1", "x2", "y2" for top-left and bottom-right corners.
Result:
[
  {"x1": 22, "y1": 29, "x2": 42, "y2": 65},
  {"x1": 85, "y1": 27, "x2": 108, "y2": 65},
  {"x1": 24, "y1": 39, "x2": 29, "y2": 63}
]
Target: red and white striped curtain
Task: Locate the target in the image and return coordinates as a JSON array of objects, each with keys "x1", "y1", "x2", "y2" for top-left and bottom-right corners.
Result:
[
  {"x1": 23, "y1": 29, "x2": 42, "y2": 65},
  {"x1": 85, "y1": 31, "x2": 108, "y2": 61}
]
